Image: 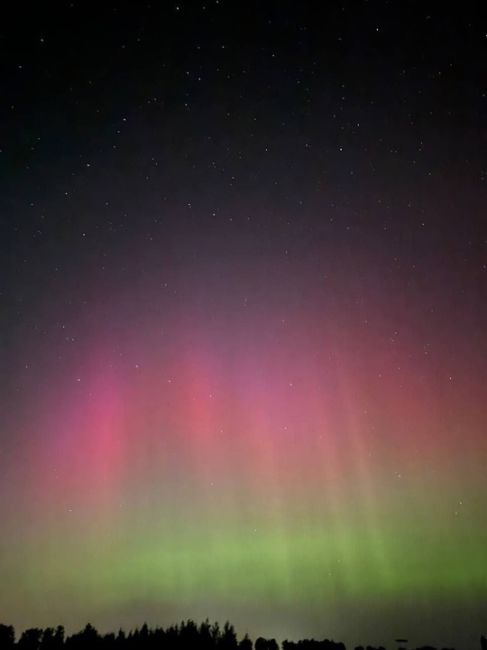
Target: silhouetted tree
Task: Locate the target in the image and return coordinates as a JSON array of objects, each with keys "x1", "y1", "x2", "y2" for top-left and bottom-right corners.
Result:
[
  {"x1": 255, "y1": 638, "x2": 266, "y2": 650},
  {"x1": 18, "y1": 629, "x2": 43, "y2": 650},
  {"x1": 198, "y1": 620, "x2": 214, "y2": 650},
  {"x1": 180, "y1": 620, "x2": 201, "y2": 649},
  {"x1": 0, "y1": 625, "x2": 15, "y2": 650},
  {"x1": 211, "y1": 622, "x2": 222, "y2": 646},
  {"x1": 39, "y1": 627, "x2": 63, "y2": 650},
  {"x1": 239, "y1": 634, "x2": 253, "y2": 650},
  {"x1": 39, "y1": 628, "x2": 55, "y2": 650},
  {"x1": 7, "y1": 619, "x2": 469, "y2": 650},
  {"x1": 115, "y1": 630, "x2": 126, "y2": 650},
  {"x1": 219, "y1": 623, "x2": 238, "y2": 650},
  {"x1": 255, "y1": 638, "x2": 279, "y2": 650},
  {"x1": 54, "y1": 627, "x2": 64, "y2": 650},
  {"x1": 66, "y1": 624, "x2": 100, "y2": 650}
]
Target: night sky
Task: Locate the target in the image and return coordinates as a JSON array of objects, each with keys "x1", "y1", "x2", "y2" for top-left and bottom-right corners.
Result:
[{"x1": 1, "y1": 2, "x2": 486, "y2": 649}]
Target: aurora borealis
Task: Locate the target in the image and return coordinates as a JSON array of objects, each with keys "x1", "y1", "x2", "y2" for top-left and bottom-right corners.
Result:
[{"x1": 0, "y1": 2, "x2": 486, "y2": 649}]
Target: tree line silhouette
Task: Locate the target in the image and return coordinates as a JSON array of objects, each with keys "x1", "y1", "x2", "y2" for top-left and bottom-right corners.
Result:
[{"x1": 1, "y1": 622, "x2": 485, "y2": 650}]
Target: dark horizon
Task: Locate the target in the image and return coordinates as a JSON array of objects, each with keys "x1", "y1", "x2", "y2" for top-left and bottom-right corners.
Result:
[{"x1": 2, "y1": 621, "x2": 487, "y2": 650}]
